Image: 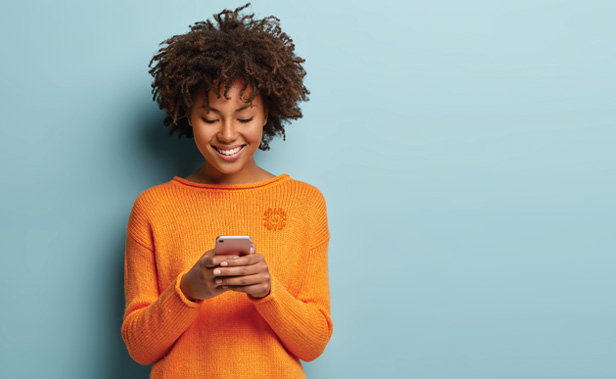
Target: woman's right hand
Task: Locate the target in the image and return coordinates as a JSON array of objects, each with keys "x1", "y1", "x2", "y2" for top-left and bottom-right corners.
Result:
[{"x1": 179, "y1": 249, "x2": 239, "y2": 302}]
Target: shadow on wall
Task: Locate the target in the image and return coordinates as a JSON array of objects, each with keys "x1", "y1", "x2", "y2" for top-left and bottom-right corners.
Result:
[
  {"x1": 102, "y1": 103, "x2": 203, "y2": 378},
  {"x1": 139, "y1": 114, "x2": 204, "y2": 181},
  {"x1": 123, "y1": 91, "x2": 205, "y2": 185},
  {"x1": 105, "y1": 235, "x2": 152, "y2": 378}
]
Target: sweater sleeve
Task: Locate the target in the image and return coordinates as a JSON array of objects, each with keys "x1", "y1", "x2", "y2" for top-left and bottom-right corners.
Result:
[
  {"x1": 121, "y1": 196, "x2": 202, "y2": 365},
  {"x1": 247, "y1": 191, "x2": 333, "y2": 362}
]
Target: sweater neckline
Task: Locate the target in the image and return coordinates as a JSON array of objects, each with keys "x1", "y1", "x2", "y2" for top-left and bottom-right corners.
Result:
[{"x1": 171, "y1": 173, "x2": 290, "y2": 190}]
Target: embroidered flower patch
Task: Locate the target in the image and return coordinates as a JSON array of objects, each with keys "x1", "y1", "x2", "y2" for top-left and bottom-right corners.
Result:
[{"x1": 263, "y1": 208, "x2": 287, "y2": 231}]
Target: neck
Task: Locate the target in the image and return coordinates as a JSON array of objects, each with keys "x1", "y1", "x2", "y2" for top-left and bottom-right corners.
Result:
[{"x1": 191, "y1": 160, "x2": 274, "y2": 185}]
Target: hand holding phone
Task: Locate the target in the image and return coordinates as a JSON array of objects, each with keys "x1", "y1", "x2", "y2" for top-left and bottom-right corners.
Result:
[
  {"x1": 211, "y1": 239, "x2": 271, "y2": 299},
  {"x1": 180, "y1": 236, "x2": 255, "y2": 302},
  {"x1": 215, "y1": 235, "x2": 253, "y2": 256}
]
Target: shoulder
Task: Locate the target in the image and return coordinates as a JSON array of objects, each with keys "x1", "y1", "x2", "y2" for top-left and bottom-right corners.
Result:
[
  {"x1": 129, "y1": 180, "x2": 179, "y2": 216},
  {"x1": 284, "y1": 176, "x2": 325, "y2": 197},
  {"x1": 284, "y1": 177, "x2": 327, "y2": 206},
  {"x1": 126, "y1": 180, "x2": 182, "y2": 239},
  {"x1": 285, "y1": 178, "x2": 330, "y2": 247},
  {"x1": 283, "y1": 178, "x2": 328, "y2": 222}
]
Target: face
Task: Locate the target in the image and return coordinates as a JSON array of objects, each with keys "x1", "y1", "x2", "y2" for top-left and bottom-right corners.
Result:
[{"x1": 187, "y1": 78, "x2": 268, "y2": 184}]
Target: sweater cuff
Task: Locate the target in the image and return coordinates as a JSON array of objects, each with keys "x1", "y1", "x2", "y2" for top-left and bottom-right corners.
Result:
[
  {"x1": 174, "y1": 269, "x2": 203, "y2": 307},
  {"x1": 247, "y1": 271, "x2": 298, "y2": 315}
]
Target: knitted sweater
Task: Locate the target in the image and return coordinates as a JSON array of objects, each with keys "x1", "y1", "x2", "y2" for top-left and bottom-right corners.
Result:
[{"x1": 121, "y1": 173, "x2": 332, "y2": 378}]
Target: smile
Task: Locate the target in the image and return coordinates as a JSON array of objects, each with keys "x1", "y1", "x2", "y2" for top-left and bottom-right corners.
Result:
[{"x1": 212, "y1": 145, "x2": 246, "y2": 161}]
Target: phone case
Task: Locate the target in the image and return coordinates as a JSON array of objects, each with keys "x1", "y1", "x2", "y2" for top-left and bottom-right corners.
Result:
[{"x1": 215, "y1": 235, "x2": 252, "y2": 255}]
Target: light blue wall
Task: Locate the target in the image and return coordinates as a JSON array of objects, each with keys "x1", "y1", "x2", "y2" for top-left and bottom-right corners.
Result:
[{"x1": 1, "y1": 1, "x2": 614, "y2": 378}]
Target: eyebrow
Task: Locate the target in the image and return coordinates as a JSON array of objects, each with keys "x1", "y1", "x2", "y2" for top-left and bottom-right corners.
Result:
[{"x1": 199, "y1": 104, "x2": 253, "y2": 113}]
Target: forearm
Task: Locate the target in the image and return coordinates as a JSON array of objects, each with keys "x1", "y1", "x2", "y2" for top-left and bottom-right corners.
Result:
[
  {"x1": 122, "y1": 270, "x2": 202, "y2": 365},
  {"x1": 248, "y1": 242, "x2": 333, "y2": 361},
  {"x1": 250, "y1": 276, "x2": 332, "y2": 361}
]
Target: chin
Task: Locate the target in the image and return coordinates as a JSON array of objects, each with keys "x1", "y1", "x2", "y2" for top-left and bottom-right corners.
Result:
[{"x1": 207, "y1": 160, "x2": 247, "y2": 174}]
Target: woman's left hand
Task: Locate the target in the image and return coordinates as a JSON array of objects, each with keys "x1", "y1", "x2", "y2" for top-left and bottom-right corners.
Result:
[{"x1": 212, "y1": 243, "x2": 271, "y2": 298}]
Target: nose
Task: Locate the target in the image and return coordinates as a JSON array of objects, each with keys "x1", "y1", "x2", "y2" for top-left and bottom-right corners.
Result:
[{"x1": 217, "y1": 119, "x2": 238, "y2": 143}]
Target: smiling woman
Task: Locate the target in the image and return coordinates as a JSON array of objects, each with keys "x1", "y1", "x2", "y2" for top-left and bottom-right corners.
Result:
[
  {"x1": 185, "y1": 79, "x2": 272, "y2": 185},
  {"x1": 147, "y1": 3, "x2": 309, "y2": 152},
  {"x1": 121, "y1": 3, "x2": 332, "y2": 378}
]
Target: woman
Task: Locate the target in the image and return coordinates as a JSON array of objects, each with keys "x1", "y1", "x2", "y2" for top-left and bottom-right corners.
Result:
[{"x1": 121, "y1": 3, "x2": 333, "y2": 378}]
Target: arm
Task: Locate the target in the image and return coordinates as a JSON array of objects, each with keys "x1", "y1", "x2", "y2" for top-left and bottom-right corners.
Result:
[
  {"x1": 247, "y1": 240, "x2": 333, "y2": 362},
  {"x1": 247, "y1": 190, "x2": 333, "y2": 361},
  {"x1": 121, "y1": 198, "x2": 202, "y2": 365}
]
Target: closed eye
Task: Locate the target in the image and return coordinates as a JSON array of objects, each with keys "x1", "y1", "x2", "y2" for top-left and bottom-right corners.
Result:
[{"x1": 201, "y1": 117, "x2": 253, "y2": 124}]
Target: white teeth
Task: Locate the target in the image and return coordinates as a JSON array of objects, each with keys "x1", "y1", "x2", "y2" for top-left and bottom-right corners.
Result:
[{"x1": 216, "y1": 146, "x2": 243, "y2": 155}]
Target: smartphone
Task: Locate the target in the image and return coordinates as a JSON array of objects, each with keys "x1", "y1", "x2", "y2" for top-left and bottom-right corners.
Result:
[{"x1": 215, "y1": 235, "x2": 252, "y2": 256}]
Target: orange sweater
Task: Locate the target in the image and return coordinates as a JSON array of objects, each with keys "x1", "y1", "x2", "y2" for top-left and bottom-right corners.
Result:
[{"x1": 122, "y1": 173, "x2": 332, "y2": 378}]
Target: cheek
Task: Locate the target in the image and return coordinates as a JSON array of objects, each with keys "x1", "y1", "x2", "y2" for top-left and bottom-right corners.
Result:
[
  {"x1": 193, "y1": 130, "x2": 213, "y2": 150},
  {"x1": 252, "y1": 123, "x2": 265, "y2": 141}
]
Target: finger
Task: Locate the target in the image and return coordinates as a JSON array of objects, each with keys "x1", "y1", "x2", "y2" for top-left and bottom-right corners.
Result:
[
  {"x1": 250, "y1": 242, "x2": 256, "y2": 254},
  {"x1": 213, "y1": 285, "x2": 231, "y2": 294},
  {"x1": 221, "y1": 253, "x2": 264, "y2": 267},
  {"x1": 215, "y1": 273, "x2": 266, "y2": 287},
  {"x1": 204, "y1": 249, "x2": 240, "y2": 268},
  {"x1": 212, "y1": 264, "x2": 262, "y2": 277},
  {"x1": 210, "y1": 254, "x2": 240, "y2": 267},
  {"x1": 203, "y1": 274, "x2": 224, "y2": 289}
]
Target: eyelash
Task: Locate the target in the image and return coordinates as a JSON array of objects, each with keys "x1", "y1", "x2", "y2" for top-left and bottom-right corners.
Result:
[{"x1": 202, "y1": 117, "x2": 253, "y2": 124}]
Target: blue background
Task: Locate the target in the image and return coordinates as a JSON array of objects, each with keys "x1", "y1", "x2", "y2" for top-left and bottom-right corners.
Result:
[{"x1": 1, "y1": 1, "x2": 615, "y2": 378}]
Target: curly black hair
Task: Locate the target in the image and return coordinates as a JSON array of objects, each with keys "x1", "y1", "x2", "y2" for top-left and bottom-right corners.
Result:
[{"x1": 148, "y1": 3, "x2": 309, "y2": 150}]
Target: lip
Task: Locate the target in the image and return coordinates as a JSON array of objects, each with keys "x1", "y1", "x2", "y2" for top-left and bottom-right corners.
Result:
[{"x1": 211, "y1": 144, "x2": 246, "y2": 162}]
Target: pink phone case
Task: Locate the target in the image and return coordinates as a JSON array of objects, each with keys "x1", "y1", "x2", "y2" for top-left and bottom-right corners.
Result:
[{"x1": 215, "y1": 235, "x2": 252, "y2": 255}]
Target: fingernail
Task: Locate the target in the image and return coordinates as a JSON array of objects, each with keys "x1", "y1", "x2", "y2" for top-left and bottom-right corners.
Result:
[
  {"x1": 220, "y1": 262, "x2": 228, "y2": 267},
  {"x1": 232, "y1": 256, "x2": 239, "y2": 259},
  {"x1": 222, "y1": 285, "x2": 228, "y2": 289},
  {"x1": 215, "y1": 279, "x2": 222, "y2": 284},
  {"x1": 213, "y1": 269, "x2": 221, "y2": 275}
]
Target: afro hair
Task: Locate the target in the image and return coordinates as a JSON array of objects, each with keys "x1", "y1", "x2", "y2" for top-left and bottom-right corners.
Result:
[{"x1": 148, "y1": 3, "x2": 310, "y2": 150}]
